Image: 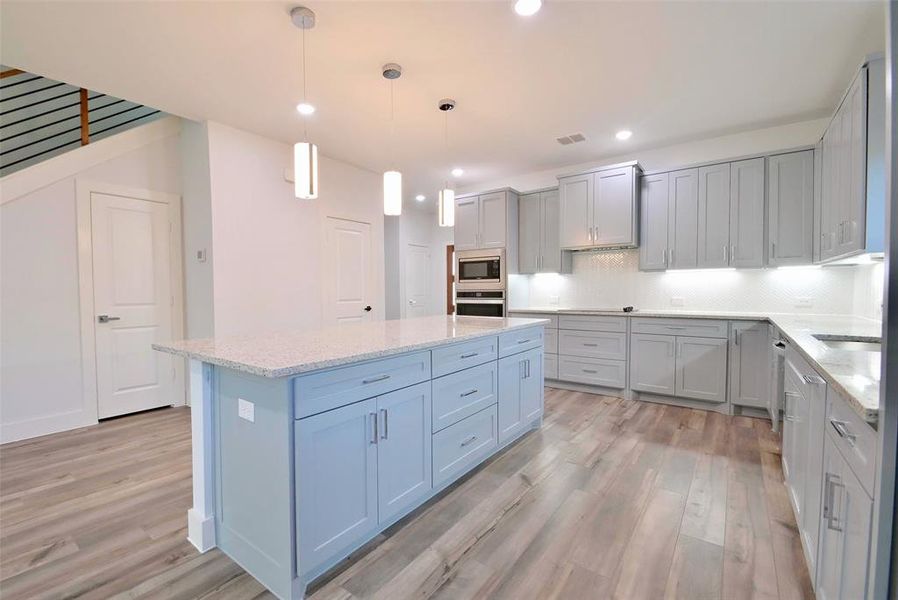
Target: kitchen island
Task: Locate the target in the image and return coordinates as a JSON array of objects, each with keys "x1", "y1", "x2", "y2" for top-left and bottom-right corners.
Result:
[{"x1": 154, "y1": 315, "x2": 548, "y2": 599}]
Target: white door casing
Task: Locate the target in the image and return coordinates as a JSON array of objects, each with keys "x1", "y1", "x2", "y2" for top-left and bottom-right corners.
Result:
[
  {"x1": 404, "y1": 243, "x2": 429, "y2": 318},
  {"x1": 324, "y1": 217, "x2": 374, "y2": 325}
]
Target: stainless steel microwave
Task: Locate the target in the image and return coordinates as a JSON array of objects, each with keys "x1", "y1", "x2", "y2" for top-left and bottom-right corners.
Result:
[{"x1": 456, "y1": 249, "x2": 505, "y2": 291}]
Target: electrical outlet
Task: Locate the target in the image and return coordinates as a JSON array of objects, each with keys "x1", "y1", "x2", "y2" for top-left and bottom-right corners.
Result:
[
  {"x1": 549, "y1": 296, "x2": 560, "y2": 306},
  {"x1": 670, "y1": 296, "x2": 685, "y2": 307},
  {"x1": 795, "y1": 297, "x2": 813, "y2": 308},
  {"x1": 238, "y1": 398, "x2": 255, "y2": 423}
]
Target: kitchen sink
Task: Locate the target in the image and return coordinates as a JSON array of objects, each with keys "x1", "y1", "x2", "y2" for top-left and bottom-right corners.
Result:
[{"x1": 813, "y1": 334, "x2": 881, "y2": 352}]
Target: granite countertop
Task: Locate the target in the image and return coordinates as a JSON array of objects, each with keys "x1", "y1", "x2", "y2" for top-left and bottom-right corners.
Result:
[
  {"x1": 510, "y1": 307, "x2": 883, "y2": 426},
  {"x1": 153, "y1": 315, "x2": 549, "y2": 378}
]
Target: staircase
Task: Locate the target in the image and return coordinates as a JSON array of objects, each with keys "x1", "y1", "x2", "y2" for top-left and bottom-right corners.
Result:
[{"x1": 0, "y1": 66, "x2": 164, "y2": 176}]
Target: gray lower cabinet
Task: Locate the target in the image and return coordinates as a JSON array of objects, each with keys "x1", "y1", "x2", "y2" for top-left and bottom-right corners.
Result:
[
  {"x1": 729, "y1": 321, "x2": 771, "y2": 409},
  {"x1": 629, "y1": 333, "x2": 677, "y2": 396},
  {"x1": 498, "y1": 347, "x2": 543, "y2": 444},
  {"x1": 768, "y1": 150, "x2": 815, "y2": 266},
  {"x1": 630, "y1": 331, "x2": 727, "y2": 403},
  {"x1": 557, "y1": 355, "x2": 627, "y2": 389}
]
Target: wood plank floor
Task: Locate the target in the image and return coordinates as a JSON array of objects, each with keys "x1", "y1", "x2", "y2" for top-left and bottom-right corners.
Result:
[{"x1": 0, "y1": 389, "x2": 814, "y2": 600}]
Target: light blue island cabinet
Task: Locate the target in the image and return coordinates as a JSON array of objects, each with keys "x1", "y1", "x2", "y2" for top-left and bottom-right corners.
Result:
[{"x1": 154, "y1": 316, "x2": 546, "y2": 599}]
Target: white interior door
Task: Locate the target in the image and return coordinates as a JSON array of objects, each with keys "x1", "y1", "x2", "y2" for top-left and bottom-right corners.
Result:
[
  {"x1": 91, "y1": 192, "x2": 174, "y2": 419},
  {"x1": 325, "y1": 217, "x2": 373, "y2": 324},
  {"x1": 404, "y1": 243, "x2": 429, "y2": 318}
]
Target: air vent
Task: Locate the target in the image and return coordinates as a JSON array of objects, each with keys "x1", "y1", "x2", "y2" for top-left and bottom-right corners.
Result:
[{"x1": 556, "y1": 133, "x2": 586, "y2": 146}]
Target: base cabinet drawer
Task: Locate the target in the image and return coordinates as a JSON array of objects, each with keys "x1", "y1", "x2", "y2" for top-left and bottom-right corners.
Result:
[
  {"x1": 558, "y1": 356, "x2": 626, "y2": 389},
  {"x1": 499, "y1": 326, "x2": 544, "y2": 357},
  {"x1": 827, "y1": 387, "x2": 876, "y2": 495},
  {"x1": 432, "y1": 361, "x2": 497, "y2": 433},
  {"x1": 558, "y1": 314, "x2": 627, "y2": 333},
  {"x1": 544, "y1": 353, "x2": 558, "y2": 379},
  {"x1": 433, "y1": 406, "x2": 498, "y2": 487},
  {"x1": 631, "y1": 317, "x2": 728, "y2": 339},
  {"x1": 559, "y1": 330, "x2": 627, "y2": 360},
  {"x1": 508, "y1": 312, "x2": 558, "y2": 328},
  {"x1": 431, "y1": 336, "x2": 498, "y2": 378}
]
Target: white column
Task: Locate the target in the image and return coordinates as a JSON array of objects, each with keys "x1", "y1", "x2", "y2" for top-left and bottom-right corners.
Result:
[{"x1": 186, "y1": 359, "x2": 216, "y2": 552}]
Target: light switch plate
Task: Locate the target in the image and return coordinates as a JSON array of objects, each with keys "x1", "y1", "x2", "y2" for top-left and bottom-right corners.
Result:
[
  {"x1": 238, "y1": 398, "x2": 255, "y2": 423},
  {"x1": 670, "y1": 296, "x2": 685, "y2": 307}
]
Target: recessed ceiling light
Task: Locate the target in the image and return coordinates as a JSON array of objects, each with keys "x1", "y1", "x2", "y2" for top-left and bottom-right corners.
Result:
[
  {"x1": 415, "y1": 194, "x2": 426, "y2": 202},
  {"x1": 296, "y1": 102, "x2": 316, "y2": 115},
  {"x1": 615, "y1": 129, "x2": 632, "y2": 141},
  {"x1": 514, "y1": 0, "x2": 542, "y2": 16},
  {"x1": 452, "y1": 168, "x2": 464, "y2": 177}
]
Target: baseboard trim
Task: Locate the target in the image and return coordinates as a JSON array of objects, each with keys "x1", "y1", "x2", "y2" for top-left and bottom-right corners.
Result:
[
  {"x1": 0, "y1": 411, "x2": 97, "y2": 445},
  {"x1": 187, "y1": 508, "x2": 216, "y2": 553}
]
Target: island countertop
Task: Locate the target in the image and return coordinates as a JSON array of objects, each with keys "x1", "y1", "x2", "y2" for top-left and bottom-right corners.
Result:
[{"x1": 153, "y1": 315, "x2": 549, "y2": 378}]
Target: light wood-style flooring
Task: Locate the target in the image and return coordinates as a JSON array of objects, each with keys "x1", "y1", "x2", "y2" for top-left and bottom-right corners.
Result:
[{"x1": 0, "y1": 389, "x2": 813, "y2": 599}]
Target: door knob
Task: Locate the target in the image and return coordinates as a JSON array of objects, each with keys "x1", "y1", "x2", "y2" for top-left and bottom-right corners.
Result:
[
  {"x1": 364, "y1": 306, "x2": 372, "y2": 312},
  {"x1": 408, "y1": 300, "x2": 416, "y2": 305},
  {"x1": 97, "y1": 315, "x2": 121, "y2": 323}
]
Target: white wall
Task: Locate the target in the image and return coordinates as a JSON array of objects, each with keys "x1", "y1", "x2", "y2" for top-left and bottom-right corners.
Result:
[{"x1": 0, "y1": 118, "x2": 181, "y2": 442}]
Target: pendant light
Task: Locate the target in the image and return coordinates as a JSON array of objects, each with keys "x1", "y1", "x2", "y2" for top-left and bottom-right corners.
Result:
[
  {"x1": 382, "y1": 63, "x2": 402, "y2": 216},
  {"x1": 438, "y1": 98, "x2": 457, "y2": 227},
  {"x1": 292, "y1": 6, "x2": 318, "y2": 200}
]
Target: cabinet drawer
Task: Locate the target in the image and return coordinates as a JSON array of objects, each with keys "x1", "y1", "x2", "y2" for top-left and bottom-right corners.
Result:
[
  {"x1": 433, "y1": 405, "x2": 498, "y2": 487},
  {"x1": 544, "y1": 354, "x2": 558, "y2": 380},
  {"x1": 558, "y1": 330, "x2": 627, "y2": 360},
  {"x1": 631, "y1": 317, "x2": 728, "y2": 338},
  {"x1": 544, "y1": 329, "x2": 558, "y2": 354},
  {"x1": 498, "y1": 326, "x2": 544, "y2": 358},
  {"x1": 294, "y1": 352, "x2": 431, "y2": 419},
  {"x1": 558, "y1": 314, "x2": 627, "y2": 333},
  {"x1": 431, "y1": 336, "x2": 498, "y2": 378},
  {"x1": 827, "y1": 388, "x2": 876, "y2": 495},
  {"x1": 432, "y1": 361, "x2": 497, "y2": 433},
  {"x1": 509, "y1": 312, "x2": 558, "y2": 328},
  {"x1": 557, "y1": 356, "x2": 626, "y2": 389}
]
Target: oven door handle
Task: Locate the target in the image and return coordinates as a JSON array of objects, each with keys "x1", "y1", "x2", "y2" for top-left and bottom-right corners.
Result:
[{"x1": 455, "y1": 299, "x2": 505, "y2": 305}]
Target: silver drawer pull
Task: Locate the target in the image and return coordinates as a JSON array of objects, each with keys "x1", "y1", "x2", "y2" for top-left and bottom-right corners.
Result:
[
  {"x1": 460, "y1": 434, "x2": 478, "y2": 447},
  {"x1": 582, "y1": 343, "x2": 598, "y2": 347},
  {"x1": 516, "y1": 339, "x2": 532, "y2": 345},
  {"x1": 460, "y1": 352, "x2": 479, "y2": 359},
  {"x1": 830, "y1": 419, "x2": 857, "y2": 446},
  {"x1": 824, "y1": 472, "x2": 844, "y2": 532},
  {"x1": 802, "y1": 374, "x2": 825, "y2": 385},
  {"x1": 582, "y1": 369, "x2": 598, "y2": 374},
  {"x1": 362, "y1": 374, "x2": 391, "y2": 385},
  {"x1": 460, "y1": 388, "x2": 478, "y2": 397},
  {"x1": 665, "y1": 326, "x2": 687, "y2": 330}
]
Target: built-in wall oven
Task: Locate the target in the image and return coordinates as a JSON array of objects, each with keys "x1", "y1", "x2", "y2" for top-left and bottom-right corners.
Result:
[
  {"x1": 456, "y1": 249, "x2": 505, "y2": 292},
  {"x1": 455, "y1": 290, "x2": 506, "y2": 318}
]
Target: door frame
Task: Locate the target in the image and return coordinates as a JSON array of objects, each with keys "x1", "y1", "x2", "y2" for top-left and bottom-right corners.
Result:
[
  {"x1": 403, "y1": 242, "x2": 430, "y2": 318},
  {"x1": 75, "y1": 179, "x2": 187, "y2": 419},
  {"x1": 446, "y1": 244, "x2": 455, "y2": 314}
]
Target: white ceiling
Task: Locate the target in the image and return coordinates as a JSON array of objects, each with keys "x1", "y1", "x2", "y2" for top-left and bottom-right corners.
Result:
[{"x1": 1, "y1": 1, "x2": 884, "y2": 212}]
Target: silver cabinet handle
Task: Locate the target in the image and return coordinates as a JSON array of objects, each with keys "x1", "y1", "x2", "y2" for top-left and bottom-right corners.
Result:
[
  {"x1": 526, "y1": 358, "x2": 531, "y2": 378},
  {"x1": 380, "y1": 408, "x2": 388, "y2": 440},
  {"x1": 583, "y1": 343, "x2": 599, "y2": 347},
  {"x1": 517, "y1": 339, "x2": 532, "y2": 345},
  {"x1": 734, "y1": 330, "x2": 740, "y2": 346},
  {"x1": 783, "y1": 391, "x2": 801, "y2": 421},
  {"x1": 723, "y1": 244, "x2": 728, "y2": 264},
  {"x1": 460, "y1": 434, "x2": 478, "y2": 447},
  {"x1": 460, "y1": 388, "x2": 478, "y2": 397},
  {"x1": 802, "y1": 374, "x2": 825, "y2": 385},
  {"x1": 582, "y1": 368, "x2": 598, "y2": 374},
  {"x1": 460, "y1": 352, "x2": 479, "y2": 359},
  {"x1": 662, "y1": 249, "x2": 667, "y2": 266},
  {"x1": 771, "y1": 242, "x2": 776, "y2": 258},
  {"x1": 824, "y1": 472, "x2": 844, "y2": 532},
  {"x1": 731, "y1": 244, "x2": 735, "y2": 262},
  {"x1": 362, "y1": 374, "x2": 391, "y2": 385},
  {"x1": 97, "y1": 315, "x2": 121, "y2": 323},
  {"x1": 830, "y1": 419, "x2": 857, "y2": 446},
  {"x1": 370, "y1": 412, "x2": 378, "y2": 444},
  {"x1": 669, "y1": 248, "x2": 674, "y2": 265}
]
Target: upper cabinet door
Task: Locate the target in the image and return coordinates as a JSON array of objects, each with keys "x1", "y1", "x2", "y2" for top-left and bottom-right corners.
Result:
[
  {"x1": 667, "y1": 169, "x2": 699, "y2": 269},
  {"x1": 697, "y1": 163, "x2": 731, "y2": 268},
  {"x1": 454, "y1": 196, "x2": 479, "y2": 251},
  {"x1": 839, "y1": 67, "x2": 868, "y2": 257},
  {"x1": 639, "y1": 173, "x2": 670, "y2": 271},
  {"x1": 478, "y1": 191, "x2": 507, "y2": 248},
  {"x1": 768, "y1": 150, "x2": 814, "y2": 266},
  {"x1": 559, "y1": 174, "x2": 593, "y2": 249},
  {"x1": 517, "y1": 193, "x2": 541, "y2": 274},
  {"x1": 729, "y1": 158, "x2": 766, "y2": 268},
  {"x1": 540, "y1": 189, "x2": 565, "y2": 272},
  {"x1": 820, "y1": 116, "x2": 842, "y2": 260},
  {"x1": 593, "y1": 166, "x2": 636, "y2": 247}
]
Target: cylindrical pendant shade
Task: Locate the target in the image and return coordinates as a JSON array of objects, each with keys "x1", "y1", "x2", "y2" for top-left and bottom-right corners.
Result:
[
  {"x1": 384, "y1": 170, "x2": 402, "y2": 216},
  {"x1": 294, "y1": 142, "x2": 318, "y2": 199},
  {"x1": 438, "y1": 188, "x2": 455, "y2": 227}
]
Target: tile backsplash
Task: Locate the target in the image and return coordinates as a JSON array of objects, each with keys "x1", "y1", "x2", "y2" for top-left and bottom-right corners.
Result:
[{"x1": 509, "y1": 249, "x2": 883, "y2": 319}]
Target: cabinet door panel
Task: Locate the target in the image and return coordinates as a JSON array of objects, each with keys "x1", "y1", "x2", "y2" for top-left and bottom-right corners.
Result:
[
  {"x1": 729, "y1": 158, "x2": 766, "y2": 267},
  {"x1": 840, "y1": 68, "x2": 868, "y2": 256},
  {"x1": 668, "y1": 169, "x2": 699, "y2": 269},
  {"x1": 768, "y1": 150, "x2": 814, "y2": 266},
  {"x1": 497, "y1": 354, "x2": 524, "y2": 443},
  {"x1": 454, "y1": 196, "x2": 479, "y2": 251},
  {"x1": 479, "y1": 192, "x2": 507, "y2": 248},
  {"x1": 296, "y1": 398, "x2": 378, "y2": 572},
  {"x1": 377, "y1": 383, "x2": 432, "y2": 524},
  {"x1": 838, "y1": 459, "x2": 873, "y2": 600},
  {"x1": 521, "y1": 348, "x2": 544, "y2": 422},
  {"x1": 629, "y1": 333, "x2": 676, "y2": 396},
  {"x1": 640, "y1": 173, "x2": 670, "y2": 270},
  {"x1": 697, "y1": 163, "x2": 731, "y2": 267},
  {"x1": 540, "y1": 189, "x2": 564, "y2": 272},
  {"x1": 729, "y1": 321, "x2": 770, "y2": 408},
  {"x1": 593, "y1": 166, "x2": 635, "y2": 246},
  {"x1": 783, "y1": 366, "x2": 808, "y2": 521},
  {"x1": 518, "y1": 193, "x2": 541, "y2": 274},
  {"x1": 675, "y1": 336, "x2": 728, "y2": 403},
  {"x1": 816, "y1": 434, "x2": 844, "y2": 600},
  {"x1": 559, "y1": 174, "x2": 593, "y2": 248}
]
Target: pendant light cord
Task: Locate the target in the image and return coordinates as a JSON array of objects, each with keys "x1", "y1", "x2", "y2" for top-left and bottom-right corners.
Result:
[
  {"x1": 302, "y1": 24, "x2": 308, "y2": 140},
  {"x1": 390, "y1": 79, "x2": 396, "y2": 168}
]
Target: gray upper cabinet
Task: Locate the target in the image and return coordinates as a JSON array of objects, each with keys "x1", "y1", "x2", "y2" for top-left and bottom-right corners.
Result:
[
  {"x1": 518, "y1": 189, "x2": 571, "y2": 274},
  {"x1": 729, "y1": 157, "x2": 766, "y2": 267},
  {"x1": 454, "y1": 195, "x2": 479, "y2": 251},
  {"x1": 697, "y1": 163, "x2": 731, "y2": 268},
  {"x1": 667, "y1": 168, "x2": 699, "y2": 269},
  {"x1": 479, "y1": 191, "x2": 507, "y2": 249},
  {"x1": 453, "y1": 189, "x2": 520, "y2": 269},
  {"x1": 639, "y1": 173, "x2": 670, "y2": 271},
  {"x1": 768, "y1": 150, "x2": 814, "y2": 266},
  {"x1": 559, "y1": 162, "x2": 640, "y2": 250}
]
